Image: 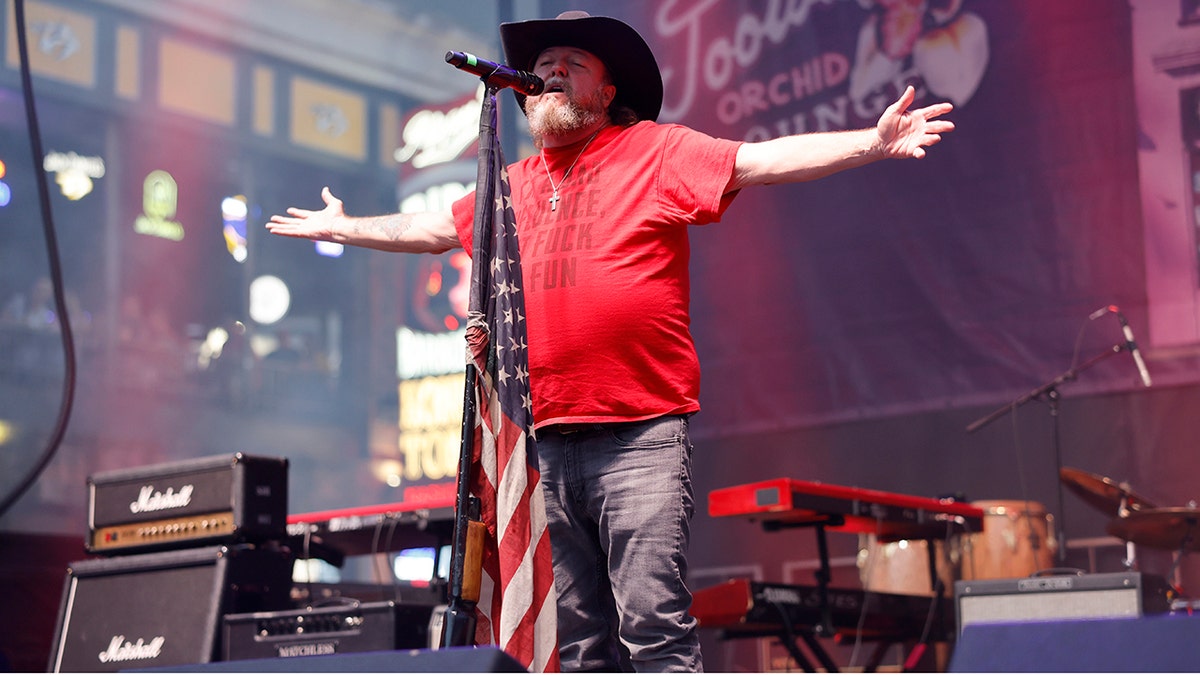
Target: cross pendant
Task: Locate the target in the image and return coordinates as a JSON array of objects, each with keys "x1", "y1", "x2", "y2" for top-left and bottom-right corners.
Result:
[{"x1": 549, "y1": 190, "x2": 560, "y2": 212}]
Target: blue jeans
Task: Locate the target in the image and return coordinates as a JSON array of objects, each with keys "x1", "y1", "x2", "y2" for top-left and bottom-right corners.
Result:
[{"x1": 536, "y1": 415, "x2": 702, "y2": 672}]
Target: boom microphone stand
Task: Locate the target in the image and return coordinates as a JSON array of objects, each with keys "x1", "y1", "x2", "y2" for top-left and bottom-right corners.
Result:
[{"x1": 966, "y1": 343, "x2": 1126, "y2": 564}]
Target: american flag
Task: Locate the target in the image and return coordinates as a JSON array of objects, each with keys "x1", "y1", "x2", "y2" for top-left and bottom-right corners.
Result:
[{"x1": 464, "y1": 91, "x2": 559, "y2": 672}]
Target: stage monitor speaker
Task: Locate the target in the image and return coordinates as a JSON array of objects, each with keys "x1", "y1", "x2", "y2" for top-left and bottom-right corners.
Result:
[
  {"x1": 48, "y1": 544, "x2": 293, "y2": 672},
  {"x1": 132, "y1": 646, "x2": 527, "y2": 672},
  {"x1": 954, "y1": 571, "x2": 1172, "y2": 635},
  {"x1": 949, "y1": 614, "x2": 1200, "y2": 672}
]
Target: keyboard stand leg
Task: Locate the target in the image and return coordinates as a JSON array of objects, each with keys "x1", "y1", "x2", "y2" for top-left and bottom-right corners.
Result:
[
  {"x1": 810, "y1": 522, "x2": 838, "y2": 637},
  {"x1": 776, "y1": 629, "x2": 842, "y2": 673},
  {"x1": 796, "y1": 629, "x2": 841, "y2": 672},
  {"x1": 778, "y1": 633, "x2": 818, "y2": 673},
  {"x1": 762, "y1": 516, "x2": 846, "y2": 671},
  {"x1": 924, "y1": 538, "x2": 939, "y2": 594},
  {"x1": 863, "y1": 640, "x2": 892, "y2": 672},
  {"x1": 774, "y1": 604, "x2": 840, "y2": 672}
]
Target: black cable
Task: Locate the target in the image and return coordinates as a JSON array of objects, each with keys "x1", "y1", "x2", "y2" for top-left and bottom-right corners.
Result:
[
  {"x1": 1068, "y1": 310, "x2": 1092, "y2": 373},
  {"x1": 900, "y1": 519, "x2": 962, "y2": 672},
  {"x1": 769, "y1": 599, "x2": 810, "y2": 672},
  {"x1": 370, "y1": 518, "x2": 386, "y2": 591},
  {"x1": 1164, "y1": 522, "x2": 1195, "y2": 596},
  {"x1": 302, "y1": 525, "x2": 315, "y2": 608},
  {"x1": 382, "y1": 515, "x2": 402, "y2": 603},
  {"x1": 0, "y1": 0, "x2": 78, "y2": 521},
  {"x1": 960, "y1": 513, "x2": 977, "y2": 584},
  {"x1": 848, "y1": 516, "x2": 886, "y2": 668},
  {"x1": 915, "y1": 521, "x2": 955, "y2": 649}
]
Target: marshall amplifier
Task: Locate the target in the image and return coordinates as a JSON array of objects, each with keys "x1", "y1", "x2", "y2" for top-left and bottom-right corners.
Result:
[
  {"x1": 954, "y1": 571, "x2": 1173, "y2": 635},
  {"x1": 222, "y1": 600, "x2": 440, "y2": 661},
  {"x1": 87, "y1": 453, "x2": 288, "y2": 554},
  {"x1": 48, "y1": 544, "x2": 294, "y2": 672}
]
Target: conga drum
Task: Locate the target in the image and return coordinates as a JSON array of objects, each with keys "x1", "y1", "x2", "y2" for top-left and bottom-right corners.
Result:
[
  {"x1": 857, "y1": 534, "x2": 961, "y2": 596},
  {"x1": 960, "y1": 500, "x2": 1058, "y2": 580}
]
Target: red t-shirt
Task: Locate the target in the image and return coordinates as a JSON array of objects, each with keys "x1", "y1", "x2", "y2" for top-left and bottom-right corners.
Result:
[{"x1": 452, "y1": 121, "x2": 741, "y2": 428}]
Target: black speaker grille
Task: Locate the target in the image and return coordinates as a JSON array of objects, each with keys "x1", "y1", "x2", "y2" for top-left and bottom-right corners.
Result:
[{"x1": 49, "y1": 545, "x2": 292, "y2": 672}]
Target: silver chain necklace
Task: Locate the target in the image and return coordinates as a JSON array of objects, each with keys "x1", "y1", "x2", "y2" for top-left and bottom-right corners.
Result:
[{"x1": 541, "y1": 129, "x2": 601, "y2": 212}]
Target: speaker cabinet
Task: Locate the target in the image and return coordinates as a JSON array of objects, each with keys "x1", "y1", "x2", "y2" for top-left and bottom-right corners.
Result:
[
  {"x1": 954, "y1": 572, "x2": 1172, "y2": 634},
  {"x1": 48, "y1": 545, "x2": 293, "y2": 672}
]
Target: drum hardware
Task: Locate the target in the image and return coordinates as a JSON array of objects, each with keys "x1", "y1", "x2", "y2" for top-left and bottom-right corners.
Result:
[
  {"x1": 1106, "y1": 505, "x2": 1200, "y2": 553},
  {"x1": 1104, "y1": 501, "x2": 1197, "y2": 596},
  {"x1": 1060, "y1": 467, "x2": 1163, "y2": 570},
  {"x1": 1170, "y1": 596, "x2": 1200, "y2": 612},
  {"x1": 1060, "y1": 466, "x2": 1157, "y2": 517}
]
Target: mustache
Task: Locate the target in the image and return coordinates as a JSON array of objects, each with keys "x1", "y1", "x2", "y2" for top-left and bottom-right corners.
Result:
[{"x1": 540, "y1": 77, "x2": 571, "y2": 95}]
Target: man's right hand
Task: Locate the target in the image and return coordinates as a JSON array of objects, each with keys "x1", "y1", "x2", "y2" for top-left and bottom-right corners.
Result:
[{"x1": 267, "y1": 186, "x2": 344, "y2": 242}]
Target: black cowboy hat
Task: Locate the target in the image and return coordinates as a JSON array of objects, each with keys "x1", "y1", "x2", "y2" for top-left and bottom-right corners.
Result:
[{"x1": 500, "y1": 10, "x2": 663, "y2": 122}]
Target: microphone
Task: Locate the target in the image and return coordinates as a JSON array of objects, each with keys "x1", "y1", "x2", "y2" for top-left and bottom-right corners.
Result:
[
  {"x1": 445, "y1": 51, "x2": 544, "y2": 96},
  {"x1": 1114, "y1": 309, "x2": 1152, "y2": 388}
]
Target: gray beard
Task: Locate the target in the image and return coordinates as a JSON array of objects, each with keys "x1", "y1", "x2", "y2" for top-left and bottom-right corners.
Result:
[{"x1": 525, "y1": 93, "x2": 606, "y2": 146}]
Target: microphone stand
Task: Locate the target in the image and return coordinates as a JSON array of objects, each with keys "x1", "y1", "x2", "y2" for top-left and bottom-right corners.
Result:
[
  {"x1": 966, "y1": 343, "x2": 1125, "y2": 563},
  {"x1": 440, "y1": 81, "x2": 504, "y2": 649},
  {"x1": 440, "y1": 52, "x2": 542, "y2": 653}
]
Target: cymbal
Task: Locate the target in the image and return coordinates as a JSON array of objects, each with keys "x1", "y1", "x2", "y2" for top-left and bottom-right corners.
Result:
[
  {"x1": 1107, "y1": 507, "x2": 1200, "y2": 551},
  {"x1": 1059, "y1": 466, "x2": 1156, "y2": 515}
]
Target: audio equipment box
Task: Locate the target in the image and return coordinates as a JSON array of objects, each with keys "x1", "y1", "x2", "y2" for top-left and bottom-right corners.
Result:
[
  {"x1": 48, "y1": 544, "x2": 294, "y2": 672},
  {"x1": 222, "y1": 600, "x2": 441, "y2": 661},
  {"x1": 954, "y1": 571, "x2": 1173, "y2": 635},
  {"x1": 87, "y1": 453, "x2": 288, "y2": 554}
]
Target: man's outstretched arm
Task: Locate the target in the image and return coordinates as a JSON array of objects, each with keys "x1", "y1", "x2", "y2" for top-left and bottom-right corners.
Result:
[
  {"x1": 727, "y1": 85, "x2": 955, "y2": 192},
  {"x1": 267, "y1": 186, "x2": 461, "y2": 254}
]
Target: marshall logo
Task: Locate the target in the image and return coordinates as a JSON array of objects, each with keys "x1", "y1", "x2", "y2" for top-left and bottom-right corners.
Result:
[
  {"x1": 129, "y1": 484, "x2": 194, "y2": 514},
  {"x1": 97, "y1": 635, "x2": 165, "y2": 663}
]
